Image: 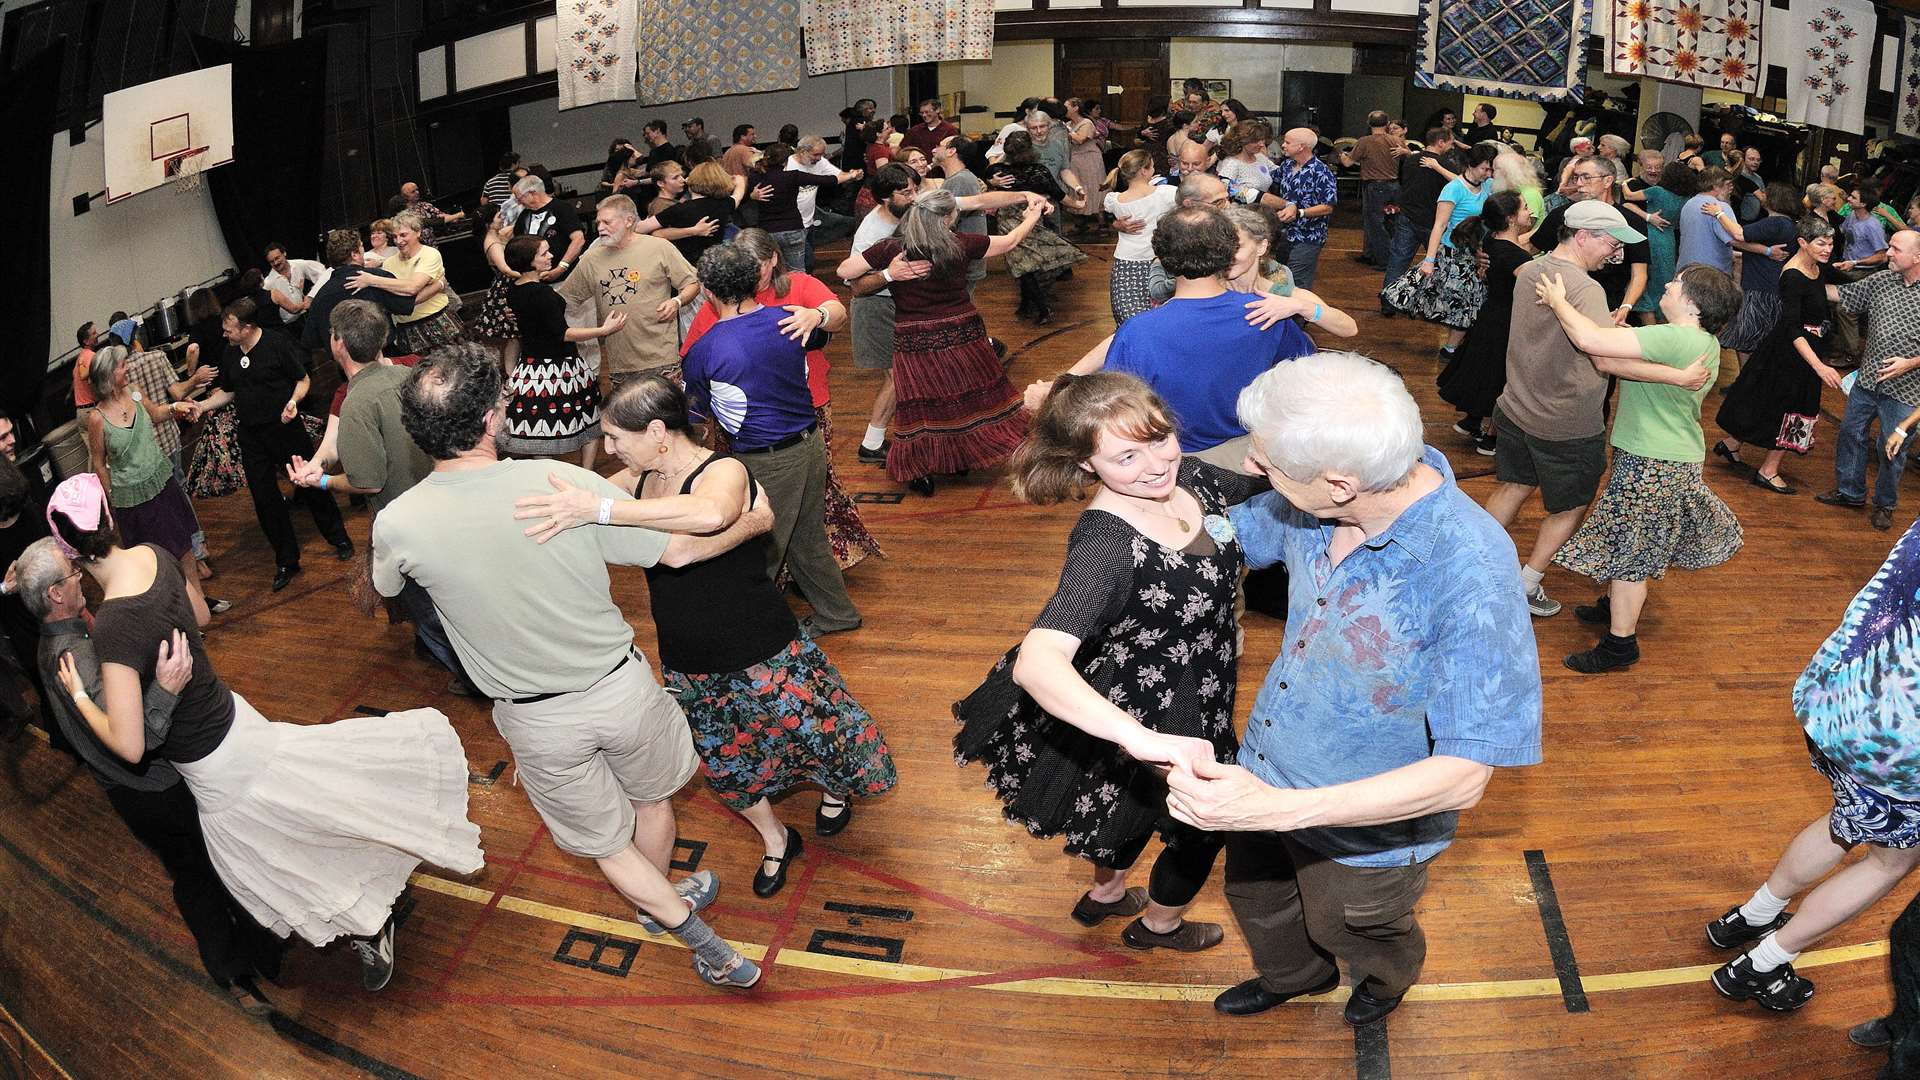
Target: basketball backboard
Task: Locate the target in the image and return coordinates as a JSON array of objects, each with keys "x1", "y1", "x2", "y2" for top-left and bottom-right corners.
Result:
[{"x1": 102, "y1": 64, "x2": 234, "y2": 204}]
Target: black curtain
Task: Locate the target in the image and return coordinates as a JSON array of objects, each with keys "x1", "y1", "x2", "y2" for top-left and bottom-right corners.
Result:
[
  {"x1": 191, "y1": 32, "x2": 329, "y2": 267},
  {"x1": 3, "y1": 43, "x2": 64, "y2": 425}
]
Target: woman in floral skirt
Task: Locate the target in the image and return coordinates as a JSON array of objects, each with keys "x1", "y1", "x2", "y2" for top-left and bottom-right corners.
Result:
[
  {"x1": 514, "y1": 375, "x2": 895, "y2": 899},
  {"x1": 955, "y1": 372, "x2": 1264, "y2": 952},
  {"x1": 1382, "y1": 142, "x2": 1500, "y2": 358},
  {"x1": 469, "y1": 203, "x2": 520, "y2": 369}
]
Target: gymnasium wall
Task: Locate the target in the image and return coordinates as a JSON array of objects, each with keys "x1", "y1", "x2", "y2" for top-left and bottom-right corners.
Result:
[{"x1": 507, "y1": 68, "x2": 899, "y2": 174}]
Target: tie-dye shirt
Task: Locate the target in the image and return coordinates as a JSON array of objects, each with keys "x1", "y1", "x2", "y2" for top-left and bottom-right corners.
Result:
[
  {"x1": 1797, "y1": 519, "x2": 1920, "y2": 799},
  {"x1": 1229, "y1": 447, "x2": 1544, "y2": 867}
]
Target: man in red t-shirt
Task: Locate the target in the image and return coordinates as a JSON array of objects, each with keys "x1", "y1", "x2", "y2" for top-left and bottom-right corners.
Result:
[{"x1": 902, "y1": 99, "x2": 959, "y2": 159}]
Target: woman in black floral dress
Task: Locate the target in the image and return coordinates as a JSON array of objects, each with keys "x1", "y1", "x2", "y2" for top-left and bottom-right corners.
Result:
[{"x1": 955, "y1": 372, "x2": 1264, "y2": 952}]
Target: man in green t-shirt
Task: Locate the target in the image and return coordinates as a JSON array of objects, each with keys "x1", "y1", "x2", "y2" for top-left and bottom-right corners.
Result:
[{"x1": 1533, "y1": 265, "x2": 1746, "y2": 673}]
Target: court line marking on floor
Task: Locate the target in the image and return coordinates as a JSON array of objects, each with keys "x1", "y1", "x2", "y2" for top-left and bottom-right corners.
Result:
[{"x1": 405, "y1": 871, "x2": 1890, "y2": 1005}]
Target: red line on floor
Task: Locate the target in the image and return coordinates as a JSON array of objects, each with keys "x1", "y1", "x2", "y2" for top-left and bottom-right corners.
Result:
[
  {"x1": 434, "y1": 824, "x2": 545, "y2": 991},
  {"x1": 755, "y1": 853, "x2": 823, "y2": 973},
  {"x1": 507, "y1": 861, "x2": 783, "y2": 926},
  {"x1": 815, "y1": 848, "x2": 1122, "y2": 956}
]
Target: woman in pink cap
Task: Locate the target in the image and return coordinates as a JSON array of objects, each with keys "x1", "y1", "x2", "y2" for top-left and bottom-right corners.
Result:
[{"x1": 44, "y1": 473, "x2": 484, "y2": 992}]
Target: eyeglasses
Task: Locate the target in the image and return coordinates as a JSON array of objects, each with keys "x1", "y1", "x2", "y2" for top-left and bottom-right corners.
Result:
[{"x1": 1572, "y1": 172, "x2": 1612, "y2": 182}]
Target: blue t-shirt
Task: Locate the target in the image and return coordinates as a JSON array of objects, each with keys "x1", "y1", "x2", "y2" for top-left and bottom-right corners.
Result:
[
  {"x1": 1740, "y1": 215, "x2": 1797, "y2": 292},
  {"x1": 1677, "y1": 193, "x2": 1735, "y2": 273},
  {"x1": 1438, "y1": 177, "x2": 1488, "y2": 248},
  {"x1": 1228, "y1": 448, "x2": 1544, "y2": 867},
  {"x1": 681, "y1": 306, "x2": 816, "y2": 450},
  {"x1": 1105, "y1": 291, "x2": 1315, "y2": 453}
]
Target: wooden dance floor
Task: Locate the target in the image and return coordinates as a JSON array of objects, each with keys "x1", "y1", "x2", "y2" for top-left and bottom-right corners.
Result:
[{"x1": 0, "y1": 222, "x2": 1910, "y2": 1078}]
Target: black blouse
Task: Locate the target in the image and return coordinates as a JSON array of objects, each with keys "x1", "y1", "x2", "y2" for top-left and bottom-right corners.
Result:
[{"x1": 506, "y1": 281, "x2": 573, "y2": 359}]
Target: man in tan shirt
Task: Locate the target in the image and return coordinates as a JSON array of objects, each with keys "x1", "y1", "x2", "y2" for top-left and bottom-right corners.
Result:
[
  {"x1": 555, "y1": 195, "x2": 701, "y2": 395},
  {"x1": 1340, "y1": 110, "x2": 1403, "y2": 267}
]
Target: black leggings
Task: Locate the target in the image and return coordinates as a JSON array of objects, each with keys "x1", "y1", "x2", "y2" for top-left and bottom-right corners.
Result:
[{"x1": 1100, "y1": 822, "x2": 1224, "y2": 909}]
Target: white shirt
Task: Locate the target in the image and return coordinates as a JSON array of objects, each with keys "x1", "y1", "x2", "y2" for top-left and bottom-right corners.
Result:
[
  {"x1": 263, "y1": 259, "x2": 330, "y2": 323},
  {"x1": 986, "y1": 122, "x2": 1026, "y2": 164},
  {"x1": 1217, "y1": 154, "x2": 1277, "y2": 195},
  {"x1": 851, "y1": 208, "x2": 901, "y2": 297},
  {"x1": 787, "y1": 156, "x2": 839, "y2": 227},
  {"x1": 1103, "y1": 185, "x2": 1179, "y2": 262}
]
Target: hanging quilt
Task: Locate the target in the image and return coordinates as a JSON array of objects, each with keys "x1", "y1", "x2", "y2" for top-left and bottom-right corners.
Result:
[
  {"x1": 636, "y1": 0, "x2": 802, "y2": 105},
  {"x1": 1413, "y1": 0, "x2": 1592, "y2": 103},
  {"x1": 800, "y1": 0, "x2": 993, "y2": 77},
  {"x1": 556, "y1": 0, "x2": 638, "y2": 111},
  {"x1": 1607, "y1": 0, "x2": 1761, "y2": 94},
  {"x1": 1778, "y1": 0, "x2": 1874, "y2": 135},
  {"x1": 1899, "y1": 16, "x2": 1920, "y2": 139}
]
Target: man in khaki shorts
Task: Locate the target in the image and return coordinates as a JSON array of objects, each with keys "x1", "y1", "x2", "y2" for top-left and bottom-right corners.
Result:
[{"x1": 371, "y1": 343, "x2": 770, "y2": 988}]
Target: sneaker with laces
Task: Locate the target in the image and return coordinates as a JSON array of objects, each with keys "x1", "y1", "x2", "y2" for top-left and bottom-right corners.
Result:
[
  {"x1": 1705, "y1": 905, "x2": 1792, "y2": 949},
  {"x1": 637, "y1": 870, "x2": 719, "y2": 934},
  {"x1": 350, "y1": 917, "x2": 396, "y2": 991},
  {"x1": 1525, "y1": 582, "x2": 1562, "y2": 617},
  {"x1": 1711, "y1": 954, "x2": 1815, "y2": 1012},
  {"x1": 1473, "y1": 432, "x2": 1496, "y2": 456}
]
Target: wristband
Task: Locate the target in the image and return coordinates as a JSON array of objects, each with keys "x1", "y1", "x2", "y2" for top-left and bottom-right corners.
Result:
[
  {"x1": 597, "y1": 497, "x2": 614, "y2": 526},
  {"x1": 319, "y1": 474, "x2": 330, "y2": 490},
  {"x1": 1312, "y1": 303, "x2": 1323, "y2": 322},
  {"x1": 881, "y1": 268, "x2": 894, "y2": 283}
]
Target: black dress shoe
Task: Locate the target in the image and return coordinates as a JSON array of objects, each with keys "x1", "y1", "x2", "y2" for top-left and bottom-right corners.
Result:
[
  {"x1": 907, "y1": 476, "x2": 935, "y2": 497},
  {"x1": 1213, "y1": 972, "x2": 1341, "y2": 1016},
  {"x1": 857, "y1": 442, "x2": 890, "y2": 465},
  {"x1": 271, "y1": 565, "x2": 300, "y2": 592},
  {"x1": 334, "y1": 541, "x2": 356, "y2": 560},
  {"x1": 815, "y1": 795, "x2": 853, "y2": 836},
  {"x1": 752, "y1": 826, "x2": 804, "y2": 898},
  {"x1": 1344, "y1": 986, "x2": 1405, "y2": 1026}
]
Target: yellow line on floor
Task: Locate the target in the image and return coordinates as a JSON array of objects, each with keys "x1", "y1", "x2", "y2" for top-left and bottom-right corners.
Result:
[{"x1": 407, "y1": 872, "x2": 1891, "y2": 1004}]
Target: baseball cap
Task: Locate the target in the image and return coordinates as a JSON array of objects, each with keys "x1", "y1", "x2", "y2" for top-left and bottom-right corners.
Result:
[
  {"x1": 1564, "y1": 200, "x2": 1644, "y2": 244},
  {"x1": 681, "y1": 117, "x2": 703, "y2": 128}
]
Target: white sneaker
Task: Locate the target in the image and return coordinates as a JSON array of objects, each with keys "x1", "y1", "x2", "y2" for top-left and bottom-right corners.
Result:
[{"x1": 1525, "y1": 582, "x2": 1562, "y2": 618}]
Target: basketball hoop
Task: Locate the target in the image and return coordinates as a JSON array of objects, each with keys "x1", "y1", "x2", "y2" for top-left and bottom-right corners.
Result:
[{"x1": 164, "y1": 147, "x2": 209, "y2": 194}]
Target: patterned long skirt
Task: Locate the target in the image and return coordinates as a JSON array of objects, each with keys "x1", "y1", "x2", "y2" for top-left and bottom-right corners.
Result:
[
  {"x1": 817, "y1": 405, "x2": 884, "y2": 571},
  {"x1": 499, "y1": 350, "x2": 600, "y2": 457},
  {"x1": 1553, "y1": 450, "x2": 1743, "y2": 583},
  {"x1": 471, "y1": 275, "x2": 519, "y2": 342},
  {"x1": 887, "y1": 311, "x2": 1029, "y2": 483},
  {"x1": 665, "y1": 637, "x2": 897, "y2": 811},
  {"x1": 1110, "y1": 258, "x2": 1156, "y2": 326},
  {"x1": 995, "y1": 206, "x2": 1087, "y2": 279},
  {"x1": 187, "y1": 404, "x2": 244, "y2": 499},
  {"x1": 391, "y1": 308, "x2": 465, "y2": 356},
  {"x1": 1380, "y1": 243, "x2": 1486, "y2": 330}
]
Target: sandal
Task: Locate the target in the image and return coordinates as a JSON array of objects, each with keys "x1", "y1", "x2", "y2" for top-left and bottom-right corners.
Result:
[{"x1": 1751, "y1": 470, "x2": 1797, "y2": 495}]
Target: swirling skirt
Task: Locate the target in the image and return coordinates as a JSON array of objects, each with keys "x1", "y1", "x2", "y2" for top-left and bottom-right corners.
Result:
[
  {"x1": 887, "y1": 312, "x2": 1028, "y2": 482},
  {"x1": 1380, "y1": 244, "x2": 1486, "y2": 330},
  {"x1": 1110, "y1": 258, "x2": 1156, "y2": 326},
  {"x1": 1553, "y1": 450, "x2": 1743, "y2": 583}
]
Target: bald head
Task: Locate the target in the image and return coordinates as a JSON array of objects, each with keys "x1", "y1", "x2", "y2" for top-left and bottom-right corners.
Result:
[
  {"x1": 1889, "y1": 229, "x2": 1920, "y2": 277},
  {"x1": 1177, "y1": 138, "x2": 1215, "y2": 179},
  {"x1": 1281, "y1": 128, "x2": 1317, "y2": 163}
]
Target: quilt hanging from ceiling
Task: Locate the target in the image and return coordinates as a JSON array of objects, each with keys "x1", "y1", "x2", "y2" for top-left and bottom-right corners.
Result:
[
  {"x1": 1607, "y1": 0, "x2": 1762, "y2": 94},
  {"x1": 801, "y1": 0, "x2": 993, "y2": 77},
  {"x1": 1413, "y1": 0, "x2": 1593, "y2": 103}
]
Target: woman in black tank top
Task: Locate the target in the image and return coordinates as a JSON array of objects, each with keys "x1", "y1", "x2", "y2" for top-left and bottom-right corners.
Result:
[{"x1": 515, "y1": 375, "x2": 896, "y2": 900}]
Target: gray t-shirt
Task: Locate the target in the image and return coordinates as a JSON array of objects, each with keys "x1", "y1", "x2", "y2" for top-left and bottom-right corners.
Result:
[
  {"x1": 945, "y1": 169, "x2": 987, "y2": 235},
  {"x1": 1496, "y1": 253, "x2": 1614, "y2": 441},
  {"x1": 851, "y1": 208, "x2": 900, "y2": 298},
  {"x1": 372, "y1": 459, "x2": 669, "y2": 699}
]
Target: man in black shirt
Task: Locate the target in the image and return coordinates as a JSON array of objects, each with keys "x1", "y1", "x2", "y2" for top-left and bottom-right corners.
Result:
[
  {"x1": 303, "y1": 229, "x2": 416, "y2": 351},
  {"x1": 511, "y1": 176, "x2": 588, "y2": 281},
  {"x1": 1384, "y1": 128, "x2": 1460, "y2": 296},
  {"x1": 17, "y1": 535, "x2": 282, "y2": 1013},
  {"x1": 643, "y1": 119, "x2": 683, "y2": 172},
  {"x1": 191, "y1": 299, "x2": 353, "y2": 591}
]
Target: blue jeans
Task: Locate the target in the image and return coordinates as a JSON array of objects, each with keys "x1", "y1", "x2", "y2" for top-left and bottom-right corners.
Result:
[
  {"x1": 1284, "y1": 238, "x2": 1325, "y2": 291},
  {"x1": 1834, "y1": 381, "x2": 1913, "y2": 509},
  {"x1": 399, "y1": 577, "x2": 469, "y2": 685},
  {"x1": 1360, "y1": 180, "x2": 1398, "y2": 263},
  {"x1": 1384, "y1": 214, "x2": 1421, "y2": 292},
  {"x1": 771, "y1": 229, "x2": 808, "y2": 272}
]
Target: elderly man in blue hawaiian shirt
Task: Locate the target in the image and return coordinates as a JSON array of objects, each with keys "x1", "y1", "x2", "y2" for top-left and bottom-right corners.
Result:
[
  {"x1": 1165, "y1": 351, "x2": 1543, "y2": 1028},
  {"x1": 1268, "y1": 128, "x2": 1339, "y2": 290}
]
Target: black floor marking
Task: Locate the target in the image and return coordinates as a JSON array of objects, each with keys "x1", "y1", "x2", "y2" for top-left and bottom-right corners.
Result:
[
  {"x1": 1524, "y1": 849, "x2": 1590, "y2": 1013},
  {"x1": 353, "y1": 705, "x2": 390, "y2": 716},
  {"x1": 552, "y1": 928, "x2": 641, "y2": 977},
  {"x1": 1353, "y1": 1019, "x2": 1391, "y2": 1080},
  {"x1": 805, "y1": 929, "x2": 905, "y2": 964},
  {"x1": 0, "y1": 827, "x2": 423, "y2": 1079},
  {"x1": 850, "y1": 491, "x2": 905, "y2": 504},
  {"x1": 823, "y1": 901, "x2": 913, "y2": 925},
  {"x1": 468, "y1": 761, "x2": 507, "y2": 786},
  {"x1": 669, "y1": 838, "x2": 707, "y2": 873}
]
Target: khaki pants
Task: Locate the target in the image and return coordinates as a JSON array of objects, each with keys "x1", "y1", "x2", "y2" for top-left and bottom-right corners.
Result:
[
  {"x1": 1224, "y1": 829, "x2": 1431, "y2": 999},
  {"x1": 737, "y1": 428, "x2": 862, "y2": 631}
]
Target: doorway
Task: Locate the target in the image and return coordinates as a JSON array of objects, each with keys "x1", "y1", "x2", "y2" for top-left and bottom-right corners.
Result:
[{"x1": 1055, "y1": 39, "x2": 1168, "y2": 129}]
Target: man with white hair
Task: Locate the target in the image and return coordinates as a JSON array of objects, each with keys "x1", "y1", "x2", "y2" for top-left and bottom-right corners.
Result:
[
  {"x1": 789, "y1": 134, "x2": 857, "y2": 269},
  {"x1": 1164, "y1": 351, "x2": 1542, "y2": 1028},
  {"x1": 511, "y1": 175, "x2": 587, "y2": 281},
  {"x1": 555, "y1": 195, "x2": 701, "y2": 397}
]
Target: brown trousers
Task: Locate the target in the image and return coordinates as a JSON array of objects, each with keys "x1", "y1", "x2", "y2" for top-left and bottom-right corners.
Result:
[{"x1": 1223, "y1": 829, "x2": 1430, "y2": 999}]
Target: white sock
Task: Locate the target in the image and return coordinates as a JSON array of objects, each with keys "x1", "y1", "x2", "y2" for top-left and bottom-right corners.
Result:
[
  {"x1": 1738, "y1": 882, "x2": 1790, "y2": 927},
  {"x1": 1519, "y1": 564, "x2": 1545, "y2": 589},
  {"x1": 861, "y1": 424, "x2": 887, "y2": 451},
  {"x1": 1745, "y1": 931, "x2": 1799, "y2": 973}
]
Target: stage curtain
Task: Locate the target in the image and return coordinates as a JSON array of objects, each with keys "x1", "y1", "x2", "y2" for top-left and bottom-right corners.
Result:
[
  {"x1": 6, "y1": 43, "x2": 64, "y2": 423},
  {"x1": 190, "y1": 33, "x2": 328, "y2": 273}
]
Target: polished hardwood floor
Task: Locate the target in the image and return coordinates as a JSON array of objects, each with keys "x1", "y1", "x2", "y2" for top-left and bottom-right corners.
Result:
[{"x1": 1, "y1": 219, "x2": 1913, "y2": 1079}]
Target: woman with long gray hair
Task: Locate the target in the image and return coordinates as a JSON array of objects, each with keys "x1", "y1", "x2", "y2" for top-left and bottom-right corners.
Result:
[{"x1": 836, "y1": 189, "x2": 1044, "y2": 495}]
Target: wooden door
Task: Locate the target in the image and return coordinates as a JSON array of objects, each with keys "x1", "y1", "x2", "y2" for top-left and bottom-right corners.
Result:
[{"x1": 1054, "y1": 40, "x2": 1168, "y2": 128}]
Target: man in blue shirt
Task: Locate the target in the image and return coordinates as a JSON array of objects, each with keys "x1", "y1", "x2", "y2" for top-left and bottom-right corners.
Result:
[
  {"x1": 682, "y1": 242, "x2": 860, "y2": 635},
  {"x1": 1677, "y1": 167, "x2": 1739, "y2": 274},
  {"x1": 1096, "y1": 206, "x2": 1317, "y2": 468},
  {"x1": 1164, "y1": 352, "x2": 1543, "y2": 1027},
  {"x1": 1270, "y1": 128, "x2": 1338, "y2": 289}
]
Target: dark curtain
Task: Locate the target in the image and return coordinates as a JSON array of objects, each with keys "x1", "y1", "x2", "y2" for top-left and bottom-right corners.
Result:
[
  {"x1": 3, "y1": 43, "x2": 64, "y2": 424},
  {"x1": 190, "y1": 32, "x2": 328, "y2": 268}
]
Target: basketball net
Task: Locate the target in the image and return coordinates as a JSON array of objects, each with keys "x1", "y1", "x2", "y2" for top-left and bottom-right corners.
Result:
[{"x1": 166, "y1": 148, "x2": 209, "y2": 194}]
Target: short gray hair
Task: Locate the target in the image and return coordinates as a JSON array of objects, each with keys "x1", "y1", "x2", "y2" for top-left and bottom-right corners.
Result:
[
  {"x1": 1237, "y1": 351, "x2": 1424, "y2": 492},
  {"x1": 16, "y1": 537, "x2": 69, "y2": 620},
  {"x1": 1600, "y1": 134, "x2": 1631, "y2": 156},
  {"x1": 511, "y1": 175, "x2": 545, "y2": 197},
  {"x1": 798, "y1": 134, "x2": 827, "y2": 154},
  {"x1": 1176, "y1": 171, "x2": 1224, "y2": 206},
  {"x1": 89, "y1": 343, "x2": 129, "y2": 402},
  {"x1": 1025, "y1": 110, "x2": 1052, "y2": 127}
]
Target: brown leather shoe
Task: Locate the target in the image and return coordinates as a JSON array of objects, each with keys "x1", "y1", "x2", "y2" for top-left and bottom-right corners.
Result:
[
  {"x1": 1069, "y1": 887, "x2": 1147, "y2": 927},
  {"x1": 1119, "y1": 917, "x2": 1225, "y2": 952},
  {"x1": 1873, "y1": 506, "x2": 1895, "y2": 531}
]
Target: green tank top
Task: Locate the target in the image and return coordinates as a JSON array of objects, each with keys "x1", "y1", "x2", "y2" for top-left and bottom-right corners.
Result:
[{"x1": 100, "y1": 399, "x2": 172, "y2": 507}]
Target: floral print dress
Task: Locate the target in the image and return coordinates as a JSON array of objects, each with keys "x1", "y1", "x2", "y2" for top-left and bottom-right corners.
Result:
[{"x1": 953, "y1": 460, "x2": 1261, "y2": 862}]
